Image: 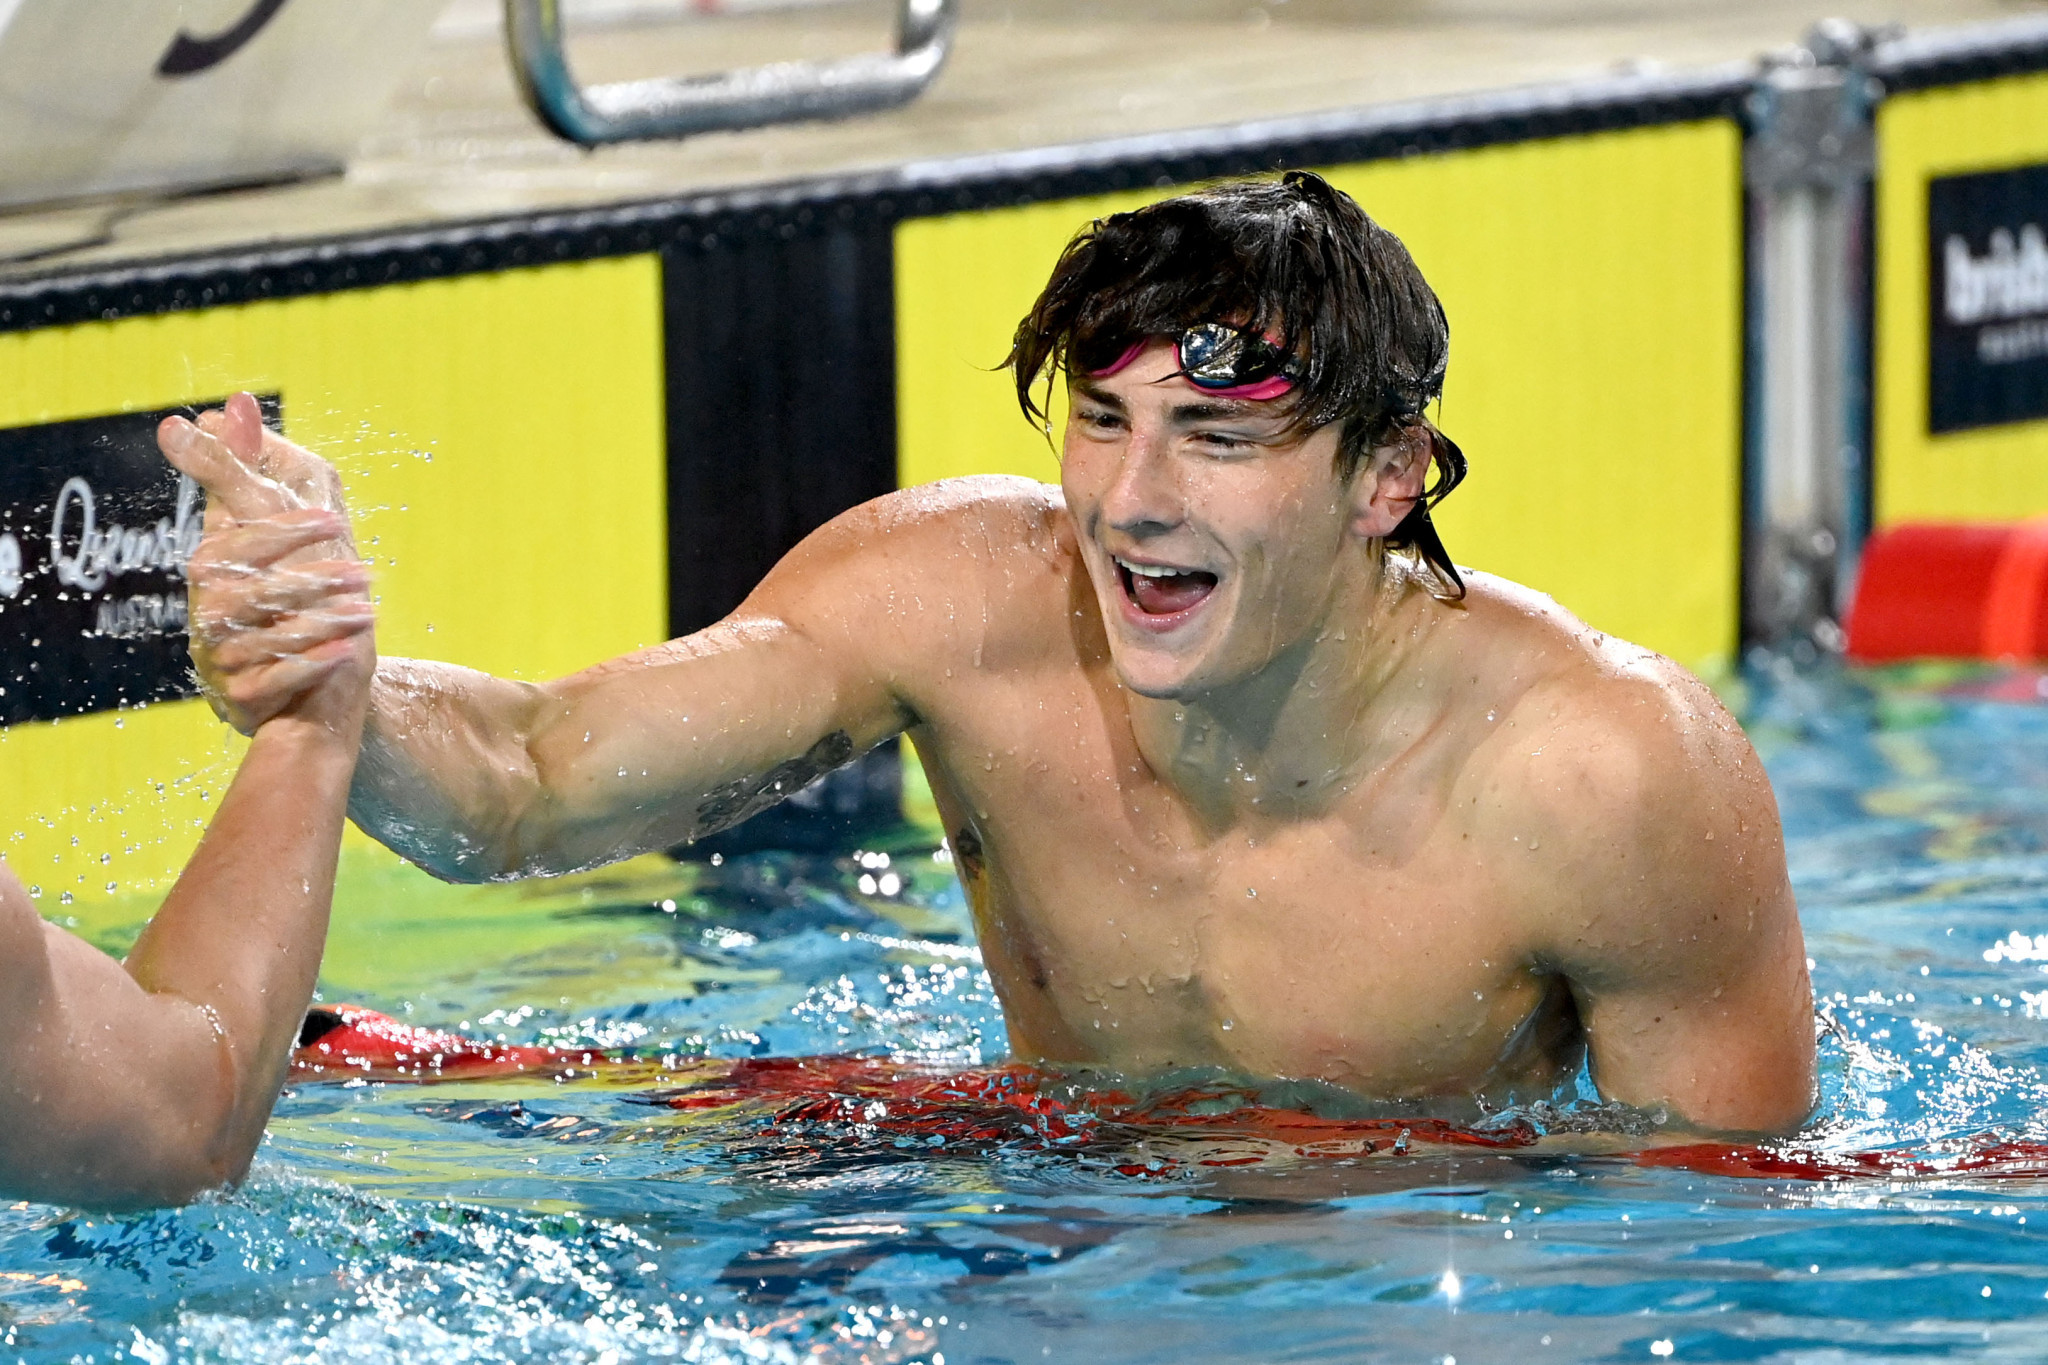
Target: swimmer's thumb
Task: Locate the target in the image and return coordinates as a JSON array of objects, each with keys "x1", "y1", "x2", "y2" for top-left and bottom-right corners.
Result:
[{"x1": 157, "y1": 413, "x2": 282, "y2": 522}]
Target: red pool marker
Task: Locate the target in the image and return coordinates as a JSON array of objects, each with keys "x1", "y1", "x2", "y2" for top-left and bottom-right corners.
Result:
[{"x1": 1848, "y1": 520, "x2": 2048, "y2": 662}]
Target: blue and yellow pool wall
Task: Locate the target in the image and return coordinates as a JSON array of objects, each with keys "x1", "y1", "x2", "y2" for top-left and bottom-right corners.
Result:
[{"x1": 1, "y1": 33, "x2": 2042, "y2": 910}]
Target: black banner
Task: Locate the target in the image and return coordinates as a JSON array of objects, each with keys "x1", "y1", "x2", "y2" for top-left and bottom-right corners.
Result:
[
  {"x1": 0, "y1": 399, "x2": 272, "y2": 725},
  {"x1": 1930, "y1": 162, "x2": 2048, "y2": 434}
]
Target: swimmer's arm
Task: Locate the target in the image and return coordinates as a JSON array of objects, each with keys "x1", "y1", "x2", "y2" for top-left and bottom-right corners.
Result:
[
  {"x1": 1523, "y1": 680, "x2": 1816, "y2": 1137},
  {"x1": 343, "y1": 484, "x2": 1021, "y2": 880},
  {"x1": 0, "y1": 710, "x2": 362, "y2": 1209},
  {"x1": 346, "y1": 618, "x2": 904, "y2": 880}
]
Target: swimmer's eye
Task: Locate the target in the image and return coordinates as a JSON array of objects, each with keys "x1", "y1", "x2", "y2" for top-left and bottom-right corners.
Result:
[
  {"x1": 1190, "y1": 429, "x2": 1260, "y2": 454},
  {"x1": 1074, "y1": 406, "x2": 1126, "y2": 433}
]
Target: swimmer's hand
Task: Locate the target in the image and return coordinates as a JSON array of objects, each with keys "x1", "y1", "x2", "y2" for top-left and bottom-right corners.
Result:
[{"x1": 157, "y1": 393, "x2": 374, "y2": 735}]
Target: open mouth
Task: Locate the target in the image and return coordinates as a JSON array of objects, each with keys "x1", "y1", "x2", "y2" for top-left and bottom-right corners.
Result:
[{"x1": 1115, "y1": 555, "x2": 1219, "y2": 618}]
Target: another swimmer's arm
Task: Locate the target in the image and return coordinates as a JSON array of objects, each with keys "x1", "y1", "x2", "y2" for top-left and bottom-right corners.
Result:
[
  {"x1": 0, "y1": 707, "x2": 361, "y2": 1209},
  {"x1": 1532, "y1": 687, "x2": 1816, "y2": 1137}
]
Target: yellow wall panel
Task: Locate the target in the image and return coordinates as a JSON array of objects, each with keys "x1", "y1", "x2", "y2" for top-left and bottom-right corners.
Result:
[
  {"x1": 0, "y1": 255, "x2": 668, "y2": 905},
  {"x1": 896, "y1": 190, "x2": 1162, "y2": 488},
  {"x1": 1874, "y1": 71, "x2": 2048, "y2": 525},
  {"x1": 894, "y1": 121, "x2": 1743, "y2": 668}
]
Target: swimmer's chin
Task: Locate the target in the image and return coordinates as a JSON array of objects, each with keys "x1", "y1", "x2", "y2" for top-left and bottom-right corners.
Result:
[
  {"x1": 1100, "y1": 625, "x2": 1236, "y2": 700},
  {"x1": 1109, "y1": 662, "x2": 1205, "y2": 702}
]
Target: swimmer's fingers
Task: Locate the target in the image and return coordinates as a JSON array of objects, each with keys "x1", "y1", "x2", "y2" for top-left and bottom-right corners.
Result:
[
  {"x1": 190, "y1": 569, "x2": 371, "y2": 649},
  {"x1": 223, "y1": 417, "x2": 356, "y2": 544},
  {"x1": 238, "y1": 564, "x2": 371, "y2": 622},
  {"x1": 255, "y1": 425, "x2": 351, "y2": 521},
  {"x1": 208, "y1": 645, "x2": 360, "y2": 735},
  {"x1": 205, "y1": 600, "x2": 375, "y2": 675},
  {"x1": 160, "y1": 401, "x2": 300, "y2": 525},
  {"x1": 186, "y1": 510, "x2": 350, "y2": 585}
]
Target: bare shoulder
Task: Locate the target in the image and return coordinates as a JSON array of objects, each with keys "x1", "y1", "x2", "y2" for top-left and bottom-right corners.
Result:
[
  {"x1": 1454, "y1": 570, "x2": 1756, "y2": 789},
  {"x1": 757, "y1": 475, "x2": 1070, "y2": 594},
  {"x1": 1448, "y1": 573, "x2": 1786, "y2": 956},
  {"x1": 739, "y1": 475, "x2": 1083, "y2": 675}
]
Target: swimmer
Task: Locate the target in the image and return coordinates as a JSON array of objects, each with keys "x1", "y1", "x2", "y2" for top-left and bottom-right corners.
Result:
[
  {"x1": 173, "y1": 173, "x2": 1814, "y2": 1135},
  {"x1": 0, "y1": 393, "x2": 372, "y2": 1209}
]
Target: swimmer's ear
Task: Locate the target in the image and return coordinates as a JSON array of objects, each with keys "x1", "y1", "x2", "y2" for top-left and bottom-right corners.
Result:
[{"x1": 1347, "y1": 423, "x2": 1432, "y2": 541}]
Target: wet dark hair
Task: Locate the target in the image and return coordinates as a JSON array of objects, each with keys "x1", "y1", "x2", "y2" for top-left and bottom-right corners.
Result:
[{"x1": 1006, "y1": 170, "x2": 1466, "y2": 597}]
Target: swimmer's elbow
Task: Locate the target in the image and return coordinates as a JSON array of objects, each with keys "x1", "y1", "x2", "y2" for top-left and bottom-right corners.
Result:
[
  {"x1": 1664, "y1": 1092, "x2": 1816, "y2": 1143},
  {"x1": 408, "y1": 850, "x2": 501, "y2": 885},
  {"x1": 10, "y1": 1110, "x2": 245, "y2": 1213},
  {"x1": 407, "y1": 837, "x2": 584, "y2": 885},
  {"x1": 98, "y1": 1149, "x2": 242, "y2": 1212},
  {"x1": 1659, "y1": 1050, "x2": 1819, "y2": 1141},
  {"x1": 347, "y1": 796, "x2": 526, "y2": 883}
]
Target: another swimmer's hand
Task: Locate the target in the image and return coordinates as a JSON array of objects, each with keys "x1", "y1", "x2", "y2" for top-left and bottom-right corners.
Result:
[{"x1": 157, "y1": 393, "x2": 374, "y2": 736}]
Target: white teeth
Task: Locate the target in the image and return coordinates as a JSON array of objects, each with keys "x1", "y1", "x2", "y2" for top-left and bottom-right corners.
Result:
[{"x1": 1117, "y1": 556, "x2": 1184, "y2": 578}]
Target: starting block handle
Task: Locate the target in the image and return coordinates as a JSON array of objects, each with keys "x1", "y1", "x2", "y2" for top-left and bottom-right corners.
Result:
[{"x1": 504, "y1": 0, "x2": 956, "y2": 145}]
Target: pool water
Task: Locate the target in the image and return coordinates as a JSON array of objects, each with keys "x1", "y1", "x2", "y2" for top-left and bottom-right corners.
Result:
[{"x1": 11, "y1": 661, "x2": 2048, "y2": 1363}]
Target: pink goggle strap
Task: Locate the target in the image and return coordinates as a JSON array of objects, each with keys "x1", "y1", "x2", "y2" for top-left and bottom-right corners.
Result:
[
  {"x1": 1086, "y1": 338, "x2": 1295, "y2": 401},
  {"x1": 1089, "y1": 341, "x2": 1148, "y2": 377}
]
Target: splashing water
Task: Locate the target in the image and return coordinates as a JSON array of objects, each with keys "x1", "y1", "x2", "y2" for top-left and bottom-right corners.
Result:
[{"x1": 13, "y1": 662, "x2": 2048, "y2": 1362}]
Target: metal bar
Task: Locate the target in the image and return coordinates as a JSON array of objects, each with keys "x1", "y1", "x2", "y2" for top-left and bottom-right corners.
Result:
[
  {"x1": 1741, "y1": 22, "x2": 1880, "y2": 658},
  {"x1": 504, "y1": 0, "x2": 956, "y2": 146}
]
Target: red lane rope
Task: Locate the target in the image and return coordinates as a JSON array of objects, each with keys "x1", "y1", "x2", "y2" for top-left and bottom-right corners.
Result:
[{"x1": 291, "y1": 1006, "x2": 2048, "y2": 1183}]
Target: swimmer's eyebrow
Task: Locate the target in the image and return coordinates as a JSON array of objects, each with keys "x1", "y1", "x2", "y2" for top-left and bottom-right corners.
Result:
[
  {"x1": 1070, "y1": 379, "x2": 1124, "y2": 411},
  {"x1": 1167, "y1": 399, "x2": 1268, "y2": 424},
  {"x1": 1071, "y1": 379, "x2": 1276, "y2": 426}
]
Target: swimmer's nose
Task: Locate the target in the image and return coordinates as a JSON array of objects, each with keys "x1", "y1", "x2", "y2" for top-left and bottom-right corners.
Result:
[{"x1": 1099, "y1": 430, "x2": 1184, "y2": 540}]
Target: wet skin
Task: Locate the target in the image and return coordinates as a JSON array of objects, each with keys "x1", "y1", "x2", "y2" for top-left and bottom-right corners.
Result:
[{"x1": 172, "y1": 352, "x2": 1815, "y2": 1134}]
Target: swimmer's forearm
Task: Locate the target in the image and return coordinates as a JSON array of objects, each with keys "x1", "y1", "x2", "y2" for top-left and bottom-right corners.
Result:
[
  {"x1": 347, "y1": 633, "x2": 910, "y2": 880},
  {"x1": 347, "y1": 658, "x2": 562, "y2": 881},
  {"x1": 119, "y1": 708, "x2": 362, "y2": 1193}
]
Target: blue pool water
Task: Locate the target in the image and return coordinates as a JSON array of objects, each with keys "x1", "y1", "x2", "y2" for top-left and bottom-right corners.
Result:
[{"x1": 11, "y1": 661, "x2": 2048, "y2": 1363}]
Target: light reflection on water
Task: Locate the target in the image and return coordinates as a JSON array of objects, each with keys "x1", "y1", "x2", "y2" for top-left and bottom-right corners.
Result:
[{"x1": 12, "y1": 663, "x2": 2048, "y2": 1362}]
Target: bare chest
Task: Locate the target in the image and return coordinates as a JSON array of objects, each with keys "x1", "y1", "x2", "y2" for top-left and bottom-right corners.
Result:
[{"x1": 917, "y1": 693, "x2": 1572, "y2": 1102}]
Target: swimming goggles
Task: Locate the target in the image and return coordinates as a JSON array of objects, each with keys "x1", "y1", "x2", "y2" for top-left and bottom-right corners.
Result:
[{"x1": 1091, "y1": 323, "x2": 1303, "y2": 401}]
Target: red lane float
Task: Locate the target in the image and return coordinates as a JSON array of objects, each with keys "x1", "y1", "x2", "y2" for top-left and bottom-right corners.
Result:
[
  {"x1": 1635, "y1": 1138, "x2": 2048, "y2": 1182},
  {"x1": 639, "y1": 1054, "x2": 1537, "y2": 1177},
  {"x1": 1848, "y1": 520, "x2": 2048, "y2": 662},
  {"x1": 291, "y1": 1004, "x2": 632, "y2": 1081},
  {"x1": 291, "y1": 1008, "x2": 2048, "y2": 1182}
]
